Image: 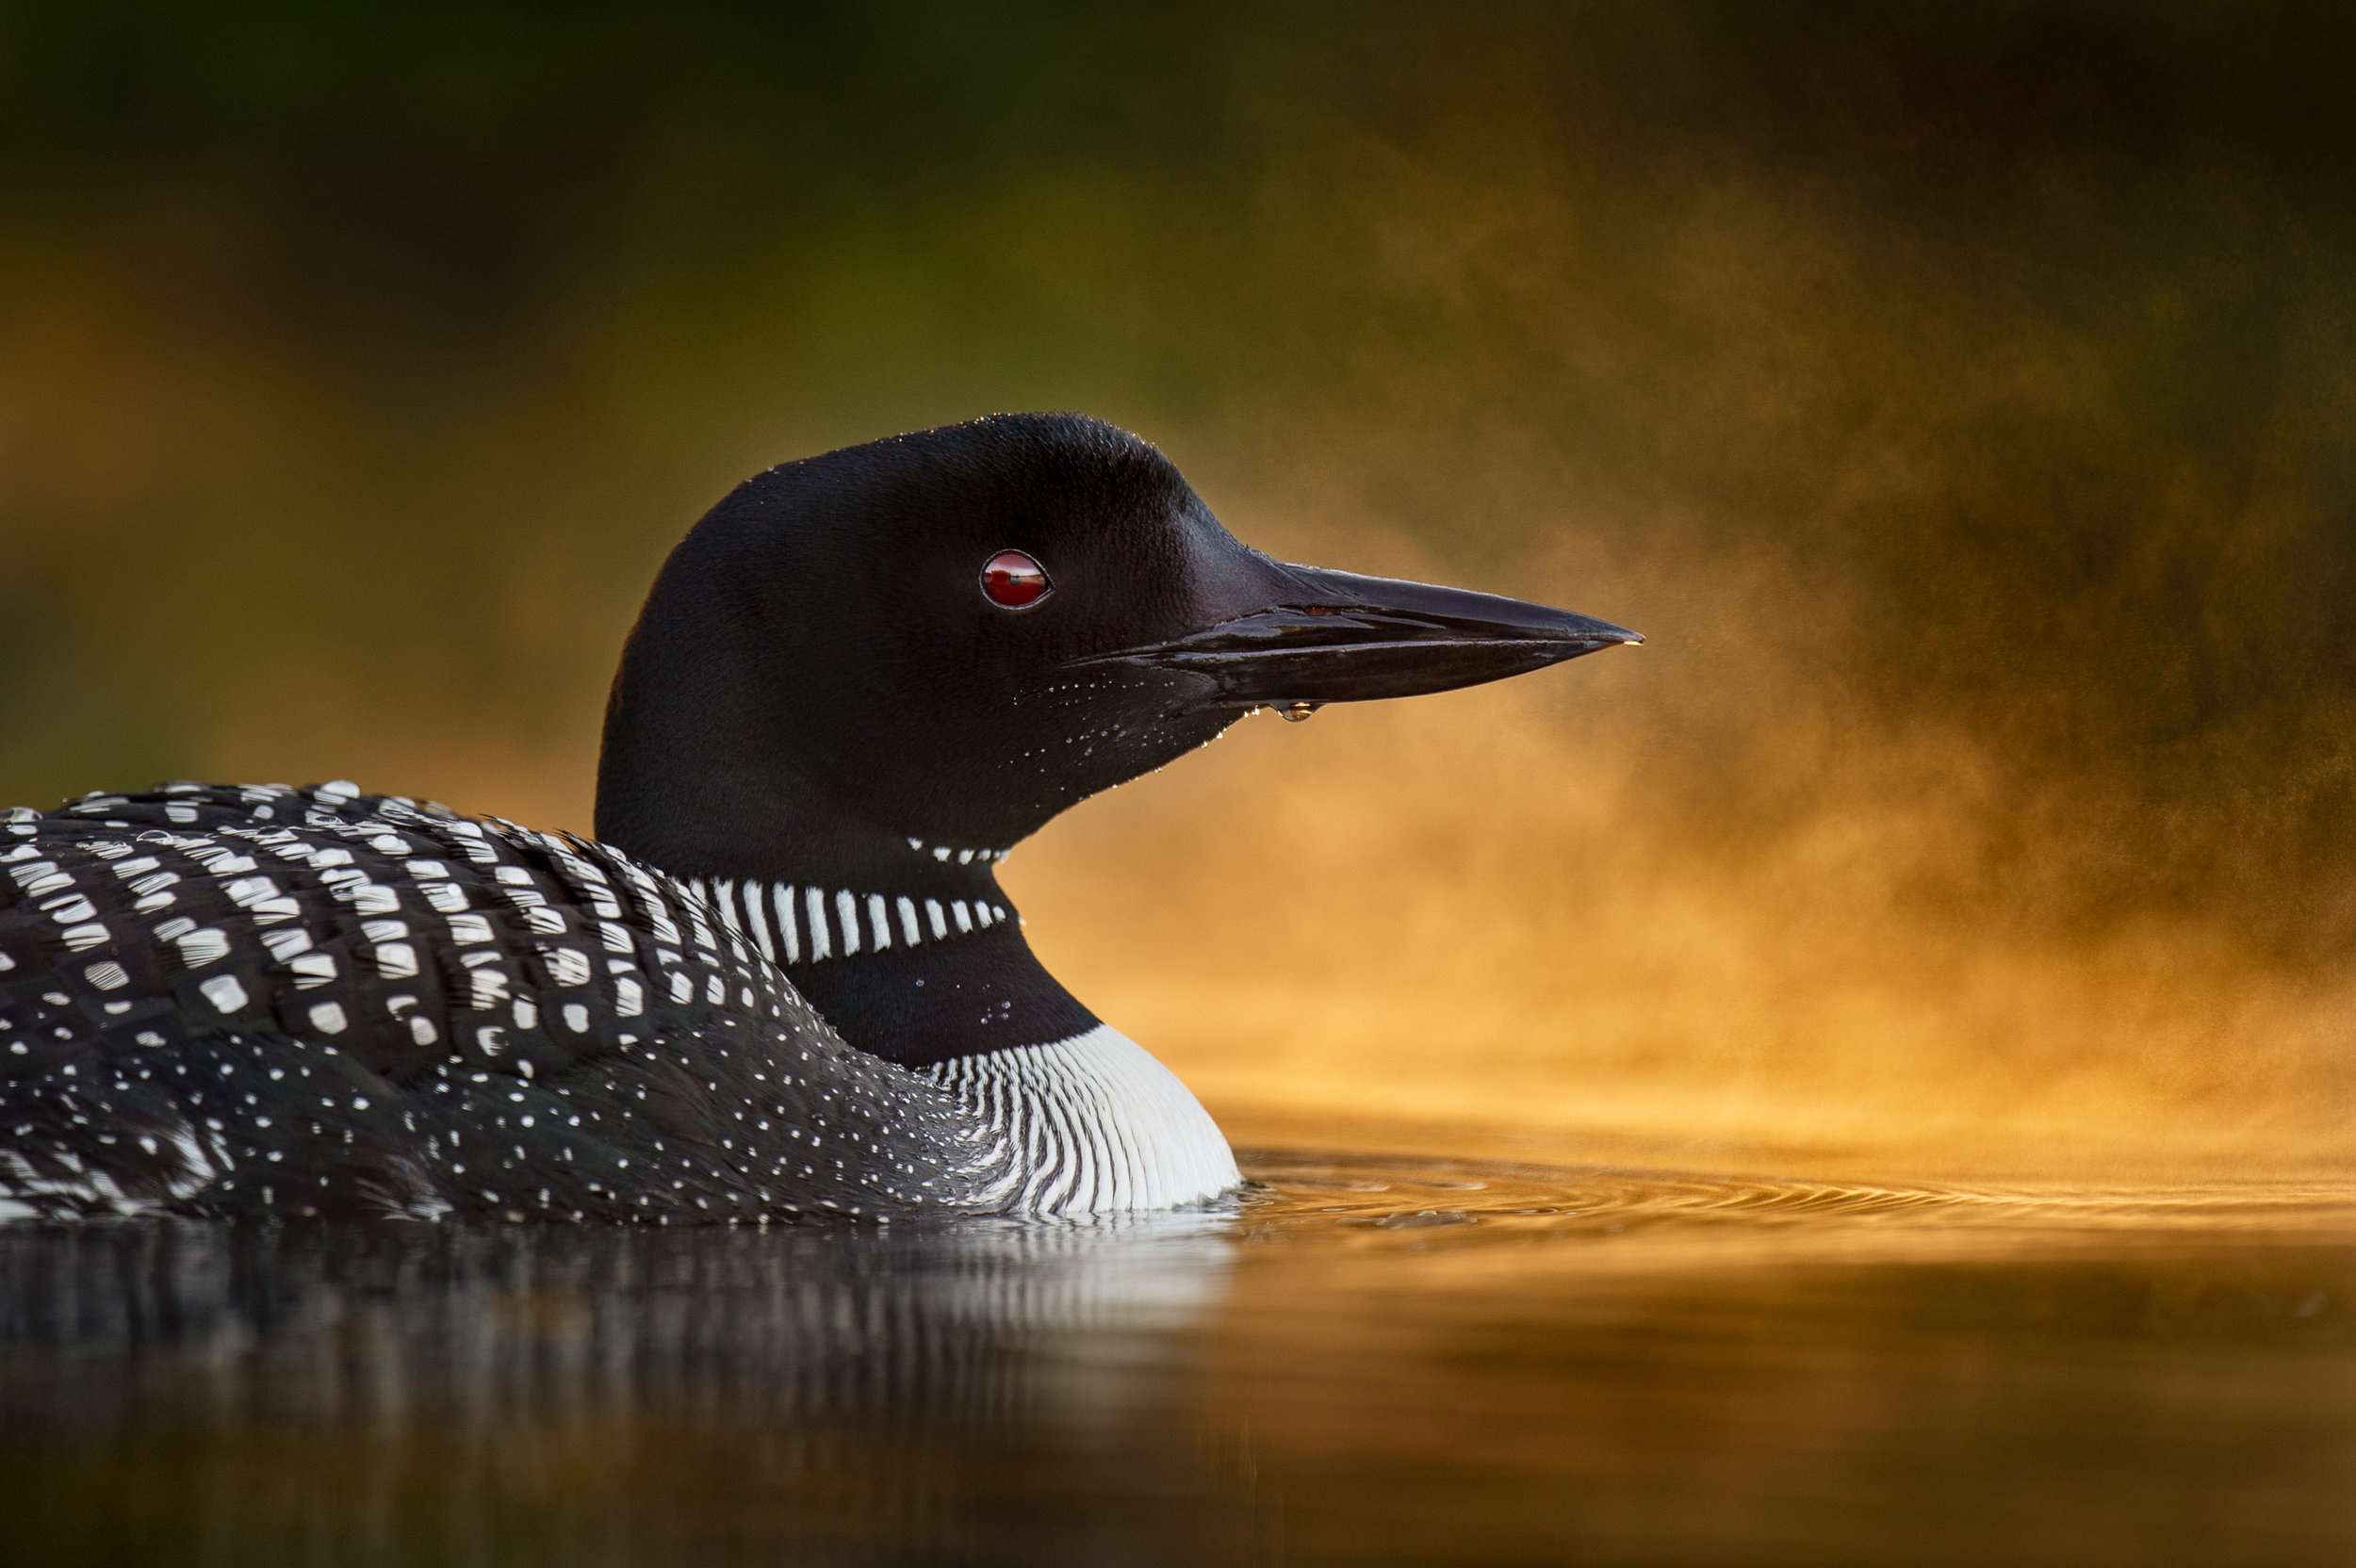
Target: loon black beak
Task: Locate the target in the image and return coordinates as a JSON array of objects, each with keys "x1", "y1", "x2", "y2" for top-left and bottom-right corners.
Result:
[{"x1": 1082, "y1": 561, "x2": 1642, "y2": 710}]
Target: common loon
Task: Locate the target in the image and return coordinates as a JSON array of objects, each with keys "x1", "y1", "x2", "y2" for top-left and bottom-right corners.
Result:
[{"x1": 0, "y1": 414, "x2": 1637, "y2": 1223}]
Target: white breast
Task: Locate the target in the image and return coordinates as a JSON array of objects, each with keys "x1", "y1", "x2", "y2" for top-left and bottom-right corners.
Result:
[{"x1": 925, "y1": 1025, "x2": 1241, "y2": 1215}]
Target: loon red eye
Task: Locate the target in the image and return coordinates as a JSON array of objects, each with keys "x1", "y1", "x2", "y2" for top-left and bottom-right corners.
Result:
[{"x1": 980, "y1": 549, "x2": 1054, "y2": 611}]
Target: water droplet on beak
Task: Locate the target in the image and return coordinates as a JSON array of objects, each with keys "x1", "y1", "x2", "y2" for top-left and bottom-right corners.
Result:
[{"x1": 1281, "y1": 702, "x2": 1322, "y2": 723}]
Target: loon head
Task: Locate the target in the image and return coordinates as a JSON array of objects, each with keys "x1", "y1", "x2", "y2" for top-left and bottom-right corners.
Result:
[{"x1": 595, "y1": 413, "x2": 1637, "y2": 1067}]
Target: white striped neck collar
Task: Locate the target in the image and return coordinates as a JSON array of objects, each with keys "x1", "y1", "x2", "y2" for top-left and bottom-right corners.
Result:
[
  {"x1": 679, "y1": 874, "x2": 1013, "y2": 970},
  {"x1": 658, "y1": 858, "x2": 1098, "y2": 1071}
]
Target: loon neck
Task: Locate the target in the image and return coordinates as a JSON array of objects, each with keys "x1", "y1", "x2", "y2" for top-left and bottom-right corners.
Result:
[
  {"x1": 596, "y1": 657, "x2": 1096, "y2": 1068},
  {"x1": 783, "y1": 917, "x2": 1098, "y2": 1070},
  {"x1": 633, "y1": 825, "x2": 1097, "y2": 1071}
]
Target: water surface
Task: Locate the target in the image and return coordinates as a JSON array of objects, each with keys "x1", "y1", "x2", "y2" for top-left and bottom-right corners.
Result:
[{"x1": 4, "y1": 1151, "x2": 2352, "y2": 1566}]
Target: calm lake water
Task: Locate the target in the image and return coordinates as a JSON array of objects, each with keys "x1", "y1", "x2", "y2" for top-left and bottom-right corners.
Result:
[{"x1": 4, "y1": 1150, "x2": 2352, "y2": 1566}]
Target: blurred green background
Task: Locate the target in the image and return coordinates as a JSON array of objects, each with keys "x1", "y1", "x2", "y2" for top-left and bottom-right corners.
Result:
[{"x1": 5, "y1": 2, "x2": 2354, "y2": 1176}]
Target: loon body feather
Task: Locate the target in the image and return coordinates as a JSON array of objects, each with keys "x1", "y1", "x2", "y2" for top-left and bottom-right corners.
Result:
[{"x1": 0, "y1": 783, "x2": 1235, "y2": 1221}]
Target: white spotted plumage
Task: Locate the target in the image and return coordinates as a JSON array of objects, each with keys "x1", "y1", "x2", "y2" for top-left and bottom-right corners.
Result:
[{"x1": 0, "y1": 783, "x2": 1236, "y2": 1225}]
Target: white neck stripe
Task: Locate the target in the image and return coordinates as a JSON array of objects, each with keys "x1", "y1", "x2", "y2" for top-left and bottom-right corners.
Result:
[{"x1": 687, "y1": 877, "x2": 1010, "y2": 968}]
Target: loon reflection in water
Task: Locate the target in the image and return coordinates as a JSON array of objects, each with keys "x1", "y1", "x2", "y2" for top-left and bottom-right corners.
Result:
[
  {"x1": 3, "y1": 1210, "x2": 1233, "y2": 1435},
  {"x1": 6, "y1": 1154, "x2": 2355, "y2": 1567},
  {"x1": 0, "y1": 413, "x2": 1637, "y2": 1224}
]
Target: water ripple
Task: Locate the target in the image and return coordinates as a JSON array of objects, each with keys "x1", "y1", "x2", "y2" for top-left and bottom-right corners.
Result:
[{"x1": 1237, "y1": 1149, "x2": 2356, "y2": 1240}]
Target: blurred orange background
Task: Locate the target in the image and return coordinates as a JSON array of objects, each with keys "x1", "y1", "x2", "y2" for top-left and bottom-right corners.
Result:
[{"x1": 5, "y1": 4, "x2": 2353, "y2": 1180}]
